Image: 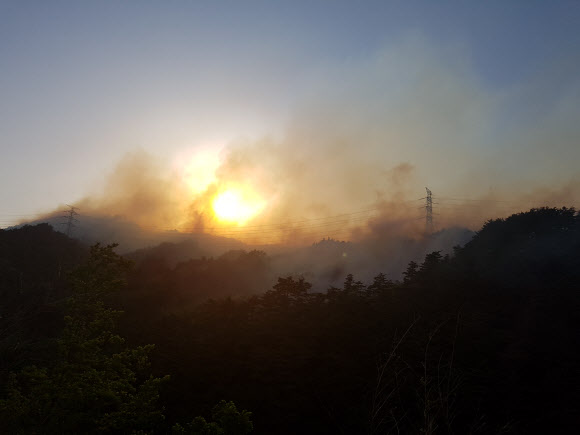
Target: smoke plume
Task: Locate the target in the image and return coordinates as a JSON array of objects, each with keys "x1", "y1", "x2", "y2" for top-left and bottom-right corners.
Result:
[{"x1": 41, "y1": 37, "x2": 580, "y2": 246}]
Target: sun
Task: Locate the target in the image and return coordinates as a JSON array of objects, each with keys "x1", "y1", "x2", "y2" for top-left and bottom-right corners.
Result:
[{"x1": 212, "y1": 188, "x2": 264, "y2": 225}]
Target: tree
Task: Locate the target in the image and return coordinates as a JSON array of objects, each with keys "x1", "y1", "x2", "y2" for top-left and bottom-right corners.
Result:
[
  {"x1": 0, "y1": 244, "x2": 168, "y2": 434},
  {"x1": 261, "y1": 276, "x2": 312, "y2": 309},
  {"x1": 367, "y1": 273, "x2": 393, "y2": 295},
  {"x1": 419, "y1": 251, "x2": 443, "y2": 275},
  {"x1": 343, "y1": 273, "x2": 365, "y2": 295},
  {"x1": 403, "y1": 261, "x2": 419, "y2": 284},
  {"x1": 172, "y1": 400, "x2": 253, "y2": 435}
]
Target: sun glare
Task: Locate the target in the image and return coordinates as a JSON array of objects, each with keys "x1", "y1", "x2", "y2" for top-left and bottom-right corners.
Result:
[
  {"x1": 177, "y1": 147, "x2": 221, "y2": 194},
  {"x1": 212, "y1": 189, "x2": 264, "y2": 225}
]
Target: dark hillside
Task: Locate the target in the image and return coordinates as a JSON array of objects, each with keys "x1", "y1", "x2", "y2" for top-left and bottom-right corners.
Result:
[
  {"x1": 0, "y1": 224, "x2": 87, "y2": 382},
  {"x1": 1, "y1": 209, "x2": 579, "y2": 433},
  {"x1": 113, "y1": 208, "x2": 580, "y2": 433}
]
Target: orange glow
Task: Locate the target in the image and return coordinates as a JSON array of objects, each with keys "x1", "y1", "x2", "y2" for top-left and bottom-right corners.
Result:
[
  {"x1": 212, "y1": 188, "x2": 265, "y2": 225},
  {"x1": 176, "y1": 147, "x2": 221, "y2": 195}
]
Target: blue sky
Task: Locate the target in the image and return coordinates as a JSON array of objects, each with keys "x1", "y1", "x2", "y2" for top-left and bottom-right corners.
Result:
[{"x1": 1, "y1": 1, "x2": 579, "y2": 229}]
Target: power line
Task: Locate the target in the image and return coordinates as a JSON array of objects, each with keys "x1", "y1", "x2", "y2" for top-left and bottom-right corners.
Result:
[
  {"x1": 3, "y1": 191, "x2": 572, "y2": 244},
  {"x1": 61, "y1": 205, "x2": 80, "y2": 237},
  {"x1": 176, "y1": 209, "x2": 382, "y2": 232},
  {"x1": 425, "y1": 187, "x2": 434, "y2": 234}
]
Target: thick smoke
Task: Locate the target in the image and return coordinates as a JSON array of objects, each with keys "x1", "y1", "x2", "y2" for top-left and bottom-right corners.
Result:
[
  {"x1": 36, "y1": 37, "x2": 580, "y2": 250},
  {"x1": 201, "y1": 39, "x2": 578, "y2": 240},
  {"x1": 76, "y1": 151, "x2": 182, "y2": 229}
]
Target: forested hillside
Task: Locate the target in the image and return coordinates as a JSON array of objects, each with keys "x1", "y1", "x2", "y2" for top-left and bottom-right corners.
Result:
[{"x1": 1, "y1": 208, "x2": 579, "y2": 433}]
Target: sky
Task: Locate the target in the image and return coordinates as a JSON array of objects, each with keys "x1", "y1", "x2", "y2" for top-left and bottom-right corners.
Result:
[{"x1": 1, "y1": 0, "x2": 579, "y2": 241}]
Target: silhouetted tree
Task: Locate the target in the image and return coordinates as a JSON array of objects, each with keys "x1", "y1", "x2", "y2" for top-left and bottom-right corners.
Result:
[
  {"x1": 172, "y1": 400, "x2": 253, "y2": 435},
  {"x1": 343, "y1": 273, "x2": 365, "y2": 295},
  {"x1": 403, "y1": 260, "x2": 419, "y2": 284},
  {"x1": 0, "y1": 244, "x2": 168, "y2": 433}
]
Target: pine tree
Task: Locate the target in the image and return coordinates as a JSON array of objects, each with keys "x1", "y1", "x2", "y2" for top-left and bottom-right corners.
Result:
[{"x1": 0, "y1": 244, "x2": 169, "y2": 434}]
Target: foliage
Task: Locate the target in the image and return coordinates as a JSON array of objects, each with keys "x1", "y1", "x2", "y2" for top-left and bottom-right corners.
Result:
[
  {"x1": 0, "y1": 244, "x2": 168, "y2": 434},
  {"x1": 172, "y1": 400, "x2": 253, "y2": 435},
  {"x1": 0, "y1": 224, "x2": 86, "y2": 380},
  {"x1": 2, "y1": 208, "x2": 580, "y2": 433}
]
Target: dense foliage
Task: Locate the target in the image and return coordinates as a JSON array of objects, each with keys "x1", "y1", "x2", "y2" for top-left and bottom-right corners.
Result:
[{"x1": 1, "y1": 208, "x2": 579, "y2": 433}]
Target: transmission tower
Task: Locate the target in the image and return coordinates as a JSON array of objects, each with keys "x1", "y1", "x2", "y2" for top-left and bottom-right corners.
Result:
[
  {"x1": 425, "y1": 187, "x2": 433, "y2": 234},
  {"x1": 62, "y1": 204, "x2": 80, "y2": 237}
]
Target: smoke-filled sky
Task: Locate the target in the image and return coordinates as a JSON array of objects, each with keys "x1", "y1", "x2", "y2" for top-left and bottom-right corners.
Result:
[{"x1": 1, "y1": 1, "x2": 579, "y2": 242}]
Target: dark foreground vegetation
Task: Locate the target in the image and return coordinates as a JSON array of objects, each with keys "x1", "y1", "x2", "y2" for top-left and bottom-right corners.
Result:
[{"x1": 1, "y1": 208, "x2": 579, "y2": 434}]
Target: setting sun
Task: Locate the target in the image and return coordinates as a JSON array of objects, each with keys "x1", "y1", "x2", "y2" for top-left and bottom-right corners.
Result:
[{"x1": 212, "y1": 189, "x2": 265, "y2": 225}]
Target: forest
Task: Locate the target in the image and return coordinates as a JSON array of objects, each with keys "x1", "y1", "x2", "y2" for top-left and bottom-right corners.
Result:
[{"x1": 1, "y1": 207, "x2": 579, "y2": 434}]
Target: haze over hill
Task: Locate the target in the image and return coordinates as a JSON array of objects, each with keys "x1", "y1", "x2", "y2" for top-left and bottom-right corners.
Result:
[{"x1": 17, "y1": 209, "x2": 474, "y2": 289}]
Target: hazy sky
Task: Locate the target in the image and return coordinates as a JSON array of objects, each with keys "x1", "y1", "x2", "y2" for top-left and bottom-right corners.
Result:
[{"x1": 1, "y1": 1, "x2": 579, "y2": 234}]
